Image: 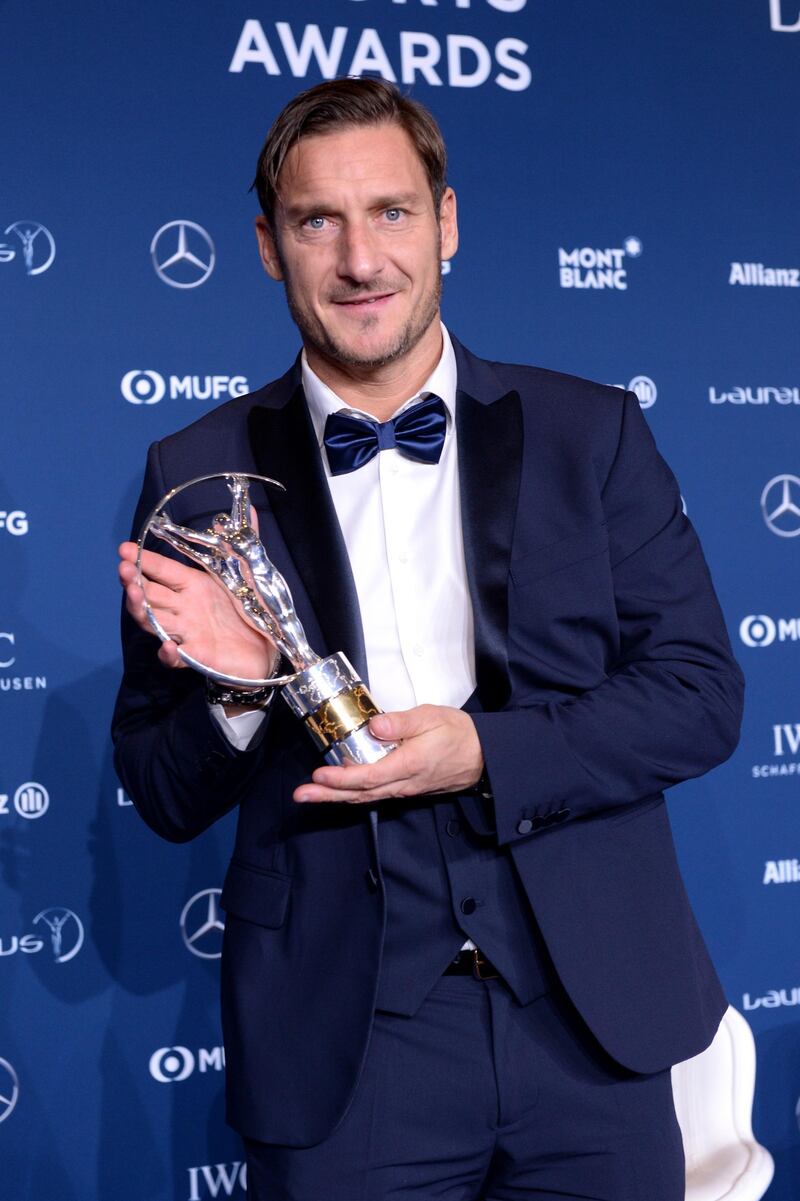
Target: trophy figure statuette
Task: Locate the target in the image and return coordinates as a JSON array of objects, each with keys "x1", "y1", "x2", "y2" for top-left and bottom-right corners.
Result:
[{"x1": 136, "y1": 473, "x2": 397, "y2": 766}]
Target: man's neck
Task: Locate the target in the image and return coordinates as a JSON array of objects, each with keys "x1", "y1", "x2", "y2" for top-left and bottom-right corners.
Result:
[{"x1": 304, "y1": 323, "x2": 444, "y2": 422}]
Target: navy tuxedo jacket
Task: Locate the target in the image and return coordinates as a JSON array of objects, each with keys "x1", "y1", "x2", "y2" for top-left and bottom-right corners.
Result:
[{"x1": 113, "y1": 337, "x2": 744, "y2": 1146}]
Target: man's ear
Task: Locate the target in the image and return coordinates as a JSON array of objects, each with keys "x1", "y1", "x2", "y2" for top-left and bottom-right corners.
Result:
[
  {"x1": 439, "y1": 187, "x2": 458, "y2": 263},
  {"x1": 255, "y1": 216, "x2": 284, "y2": 281}
]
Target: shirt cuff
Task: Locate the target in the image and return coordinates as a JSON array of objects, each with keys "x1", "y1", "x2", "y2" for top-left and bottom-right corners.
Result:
[{"x1": 208, "y1": 704, "x2": 268, "y2": 751}]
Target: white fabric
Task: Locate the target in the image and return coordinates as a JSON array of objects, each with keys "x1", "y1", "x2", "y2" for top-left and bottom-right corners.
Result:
[
  {"x1": 214, "y1": 324, "x2": 476, "y2": 737},
  {"x1": 671, "y1": 1006, "x2": 774, "y2": 1201}
]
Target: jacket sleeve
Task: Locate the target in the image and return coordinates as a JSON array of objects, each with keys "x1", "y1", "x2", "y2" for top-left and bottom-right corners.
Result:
[
  {"x1": 471, "y1": 392, "x2": 744, "y2": 846},
  {"x1": 111, "y1": 441, "x2": 275, "y2": 843}
]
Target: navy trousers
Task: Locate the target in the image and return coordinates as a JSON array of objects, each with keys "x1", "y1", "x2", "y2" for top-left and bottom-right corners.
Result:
[{"x1": 244, "y1": 976, "x2": 685, "y2": 1200}]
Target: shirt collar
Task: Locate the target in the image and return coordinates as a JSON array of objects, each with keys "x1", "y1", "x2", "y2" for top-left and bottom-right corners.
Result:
[{"x1": 302, "y1": 324, "x2": 457, "y2": 449}]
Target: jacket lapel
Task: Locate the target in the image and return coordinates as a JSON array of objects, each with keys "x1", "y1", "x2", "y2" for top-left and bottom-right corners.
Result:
[
  {"x1": 454, "y1": 344, "x2": 523, "y2": 712},
  {"x1": 248, "y1": 381, "x2": 368, "y2": 681}
]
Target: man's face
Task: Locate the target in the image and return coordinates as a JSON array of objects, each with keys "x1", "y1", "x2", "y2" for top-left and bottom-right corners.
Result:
[{"x1": 255, "y1": 122, "x2": 457, "y2": 372}]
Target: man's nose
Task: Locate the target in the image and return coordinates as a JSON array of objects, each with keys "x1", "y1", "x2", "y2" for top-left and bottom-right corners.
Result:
[{"x1": 337, "y1": 221, "x2": 385, "y2": 283}]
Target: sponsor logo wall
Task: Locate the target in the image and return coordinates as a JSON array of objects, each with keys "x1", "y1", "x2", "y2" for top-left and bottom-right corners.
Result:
[{"x1": 2, "y1": 1, "x2": 798, "y2": 1197}]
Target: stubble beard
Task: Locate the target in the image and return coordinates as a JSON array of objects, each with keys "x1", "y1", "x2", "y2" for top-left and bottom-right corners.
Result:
[{"x1": 279, "y1": 246, "x2": 443, "y2": 372}]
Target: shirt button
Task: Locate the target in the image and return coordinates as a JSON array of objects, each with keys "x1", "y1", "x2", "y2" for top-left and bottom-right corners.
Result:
[
  {"x1": 397, "y1": 552, "x2": 408, "y2": 564},
  {"x1": 460, "y1": 897, "x2": 477, "y2": 916},
  {"x1": 413, "y1": 644, "x2": 424, "y2": 658},
  {"x1": 517, "y1": 819, "x2": 533, "y2": 835},
  {"x1": 446, "y1": 818, "x2": 461, "y2": 837}
]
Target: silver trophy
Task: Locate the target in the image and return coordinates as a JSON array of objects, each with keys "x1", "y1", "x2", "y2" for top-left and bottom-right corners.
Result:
[{"x1": 136, "y1": 473, "x2": 396, "y2": 766}]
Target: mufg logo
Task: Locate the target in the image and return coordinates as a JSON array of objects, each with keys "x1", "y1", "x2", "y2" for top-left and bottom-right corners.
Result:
[
  {"x1": 558, "y1": 237, "x2": 643, "y2": 290},
  {"x1": 739, "y1": 615, "x2": 800, "y2": 647},
  {"x1": 149, "y1": 1044, "x2": 225, "y2": 1083},
  {"x1": 151, "y1": 221, "x2": 215, "y2": 289},
  {"x1": 0, "y1": 221, "x2": 56, "y2": 276},
  {"x1": 121, "y1": 370, "x2": 249, "y2": 405}
]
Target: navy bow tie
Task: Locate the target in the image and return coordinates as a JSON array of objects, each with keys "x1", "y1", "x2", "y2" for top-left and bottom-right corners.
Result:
[{"x1": 323, "y1": 395, "x2": 447, "y2": 477}]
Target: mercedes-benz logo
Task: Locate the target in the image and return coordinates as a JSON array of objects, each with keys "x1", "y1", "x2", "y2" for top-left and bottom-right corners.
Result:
[
  {"x1": 32, "y1": 907, "x2": 85, "y2": 963},
  {"x1": 151, "y1": 220, "x2": 215, "y2": 289},
  {"x1": 0, "y1": 1059, "x2": 20, "y2": 1123},
  {"x1": 760, "y1": 474, "x2": 800, "y2": 538},
  {"x1": 5, "y1": 221, "x2": 56, "y2": 276},
  {"x1": 180, "y1": 888, "x2": 224, "y2": 959}
]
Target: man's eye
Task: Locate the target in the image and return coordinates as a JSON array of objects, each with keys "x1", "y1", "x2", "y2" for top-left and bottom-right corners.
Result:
[
  {"x1": 384, "y1": 209, "x2": 404, "y2": 222},
  {"x1": 304, "y1": 216, "x2": 327, "y2": 230}
]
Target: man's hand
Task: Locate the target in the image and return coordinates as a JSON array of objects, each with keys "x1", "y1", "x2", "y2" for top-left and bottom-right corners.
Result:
[
  {"x1": 118, "y1": 541, "x2": 279, "y2": 681},
  {"x1": 294, "y1": 705, "x2": 484, "y2": 804}
]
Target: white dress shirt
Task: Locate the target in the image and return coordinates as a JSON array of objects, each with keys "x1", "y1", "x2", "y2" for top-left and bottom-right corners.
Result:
[{"x1": 213, "y1": 325, "x2": 477, "y2": 742}]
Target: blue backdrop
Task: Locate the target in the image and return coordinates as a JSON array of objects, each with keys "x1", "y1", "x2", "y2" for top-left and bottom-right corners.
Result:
[{"x1": 2, "y1": 2, "x2": 799, "y2": 1198}]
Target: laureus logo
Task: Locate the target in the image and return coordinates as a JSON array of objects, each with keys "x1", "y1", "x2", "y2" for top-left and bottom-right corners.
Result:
[{"x1": 0, "y1": 221, "x2": 56, "y2": 275}]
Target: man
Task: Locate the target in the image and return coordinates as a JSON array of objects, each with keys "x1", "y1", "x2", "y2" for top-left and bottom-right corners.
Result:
[{"x1": 114, "y1": 78, "x2": 744, "y2": 1200}]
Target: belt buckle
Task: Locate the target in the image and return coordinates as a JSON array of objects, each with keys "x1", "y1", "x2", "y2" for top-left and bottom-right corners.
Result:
[{"x1": 472, "y1": 949, "x2": 499, "y2": 981}]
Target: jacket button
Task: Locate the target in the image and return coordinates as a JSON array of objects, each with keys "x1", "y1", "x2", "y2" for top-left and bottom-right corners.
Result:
[
  {"x1": 556, "y1": 808, "x2": 570, "y2": 822},
  {"x1": 460, "y1": 897, "x2": 477, "y2": 915},
  {"x1": 517, "y1": 818, "x2": 533, "y2": 835},
  {"x1": 365, "y1": 868, "x2": 379, "y2": 892},
  {"x1": 446, "y1": 818, "x2": 462, "y2": 837}
]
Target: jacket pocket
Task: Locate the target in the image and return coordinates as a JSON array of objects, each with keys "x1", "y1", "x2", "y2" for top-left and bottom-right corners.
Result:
[
  {"x1": 220, "y1": 860, "x2": 292, "y2": 928},
  {"x1": 510, "y1": 522, "x2": 609, "y2": 586}
]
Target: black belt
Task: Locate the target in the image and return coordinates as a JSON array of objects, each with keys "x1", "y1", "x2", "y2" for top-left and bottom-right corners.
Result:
[{"x1": 443, "y1": 949, "x2": 500, "y2": 981}]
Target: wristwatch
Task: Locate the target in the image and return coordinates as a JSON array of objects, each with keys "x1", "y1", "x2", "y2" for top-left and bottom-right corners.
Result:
[{"x1": 205, "y1": 658, "x2": 284, "y2": 709}]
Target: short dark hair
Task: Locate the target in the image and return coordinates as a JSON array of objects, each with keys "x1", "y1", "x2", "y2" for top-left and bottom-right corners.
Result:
[{"x1": 252, "y1": 77, "x2": 448, "y2": 225}]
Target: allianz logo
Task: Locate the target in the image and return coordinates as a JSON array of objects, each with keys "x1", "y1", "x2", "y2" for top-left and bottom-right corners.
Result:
[
  {"x1": 729, "y1": 262, "x2": 800, "y2": 287},
  {"x1": 739, "y1": 615, "x2": 800, "y2": 647},
  {"x1": 149, "y1": 1044, "x2": 225, "y2": 1083},
  {"x1": 709, "y1": 385, "x2": 800, "y2": 405},
  {"x1": 763, "y1": 859, "x2": 800, "y2": 884},
  {"x1": 743, "y1": 987, "x2": 800, "y2": 1010},
  {"x1": 121, "y1": 371, "x2": 249, "y2": 405},
  {"x1": 187, "y1": 1161, "x2": 247, "y2": 1200}
]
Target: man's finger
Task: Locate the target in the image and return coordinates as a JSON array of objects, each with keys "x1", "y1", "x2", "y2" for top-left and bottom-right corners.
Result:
[
  {"x1": 309, "y1": 746, "x2": 409, "y2": 792},
  {"x1": 119, "y1": 543, "x2": 198, "y2": 590},
  {"x1": 369, "y1": 706, "x2": 436, "y2": 742}
]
